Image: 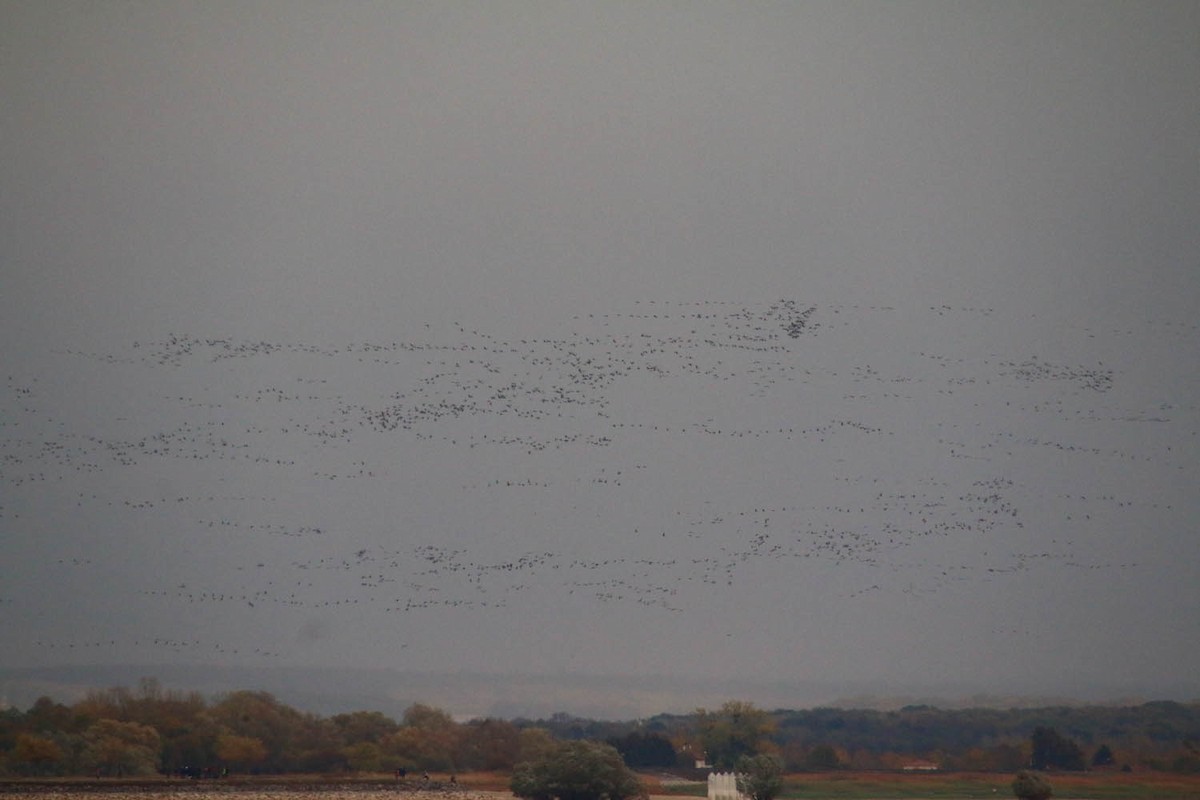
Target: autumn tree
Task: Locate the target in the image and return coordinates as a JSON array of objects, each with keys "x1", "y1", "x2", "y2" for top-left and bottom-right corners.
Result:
[
  {"x1": 75, "y1": 687, "x2": 137, "y2": 725},
  {"x1": 11, "y1": 733, "x2": 65, "y2": 775},
  {"x1": 126, "y1": 684, "x2": 217, "y2": 775},
  {"x1": 382, "y1": 703, "x2": 461, "y2": 771},
  {"x1": 331, "y1": 710, "x2": 399, "y2": 745},
  {"x1": 695, "y1": 701, "x2": 776, "y2": 770},
  {"x1": 292, "y1": 717, "x2": 347, "y2": 774},
  {"x1": 215, "y1": 733, "x2": 268, "y2": 773},
  {"x1": 80, "y1": 719, "x2": 161, "y2": 776},
  {"x1": 326, "y1": 711, "x2": 395, "y2": 773},
  {"x1": 210, "y1": 690, "x2": 328, "y2": 772},
  {"x1": 458, "y1": 718, "x2": 521, "y2": 771},
  {"x1": 24, "y1": 696, "x2": 86, "y2": 736},
  {"x1": 511, "y1": 740, "x2": 646, "y2": 800}
]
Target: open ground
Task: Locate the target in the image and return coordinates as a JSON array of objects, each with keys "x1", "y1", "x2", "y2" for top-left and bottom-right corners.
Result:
[{"x1": 4, "y1": 771, "x2": 1200, "y2": 800}]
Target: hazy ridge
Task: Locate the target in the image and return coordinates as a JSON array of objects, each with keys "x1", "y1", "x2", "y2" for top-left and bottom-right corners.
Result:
[{"x1": 1, "y1": 664, "x2": 1187, "y2": 721}]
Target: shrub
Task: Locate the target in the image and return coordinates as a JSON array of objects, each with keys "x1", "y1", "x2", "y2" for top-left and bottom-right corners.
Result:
[
  {"x1": 736, "y1": 753, "x2": 784, "y2": 800},
  {"x1": 512, "y1": 740, "x2": 646, "y2": 800},
  {"x1": 1012, "y1": 770, "x2": 1053, "y2": 800}
]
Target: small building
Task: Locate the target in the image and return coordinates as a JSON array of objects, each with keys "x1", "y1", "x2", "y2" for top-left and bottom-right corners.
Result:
[{"x1": 708, "y1": 771, "x2": 747, "y2": 800}]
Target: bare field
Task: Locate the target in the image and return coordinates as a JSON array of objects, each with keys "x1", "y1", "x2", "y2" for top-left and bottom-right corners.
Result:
[
  {"x1": 0, "y1": 776, "x2": 513, "y2": 800},
  {"x1": 5, "y1": 773, "x2": 1200, "y2": 800},
  {"x1": 0, "y1": 785, "x2": 514, "y2": 800},
  {"x1": 0, "y1": 793, "x2": 509, "y2": 800}
]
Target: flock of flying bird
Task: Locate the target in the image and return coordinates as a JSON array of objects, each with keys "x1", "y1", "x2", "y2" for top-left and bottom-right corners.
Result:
[{"x1": 1, "y1": 299, "x2": 1196, "y2": 664}]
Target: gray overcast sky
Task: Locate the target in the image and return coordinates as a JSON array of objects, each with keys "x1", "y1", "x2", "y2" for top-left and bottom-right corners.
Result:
[{"x1": 2, "y1": 1, "x2": 1198, "y2": 713}]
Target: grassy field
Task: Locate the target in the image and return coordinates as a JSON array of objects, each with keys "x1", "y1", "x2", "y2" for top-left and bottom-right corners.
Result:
[
  {"x1": 3, "y1": 771, "x2": 1200, "y2": 800},
  {"x1": 644, "y1": 770, "x2": 1200, "y2": 800}
]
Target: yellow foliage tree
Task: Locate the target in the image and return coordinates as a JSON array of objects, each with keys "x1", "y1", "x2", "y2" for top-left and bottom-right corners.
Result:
[
  {"x1": 81, "y1": 719, "x2": 161, "y2": 776},
  {"x1": 215, "y1": 733, "x2": 268, "y2": 773},
  {"x1": 13, "y1": 733, "x2": 65, "y2": 775}
]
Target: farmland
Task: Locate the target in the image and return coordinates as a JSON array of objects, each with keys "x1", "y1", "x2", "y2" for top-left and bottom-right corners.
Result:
[{"x1": 4, "y1": 771, "x2": 1200, "y2": 800}]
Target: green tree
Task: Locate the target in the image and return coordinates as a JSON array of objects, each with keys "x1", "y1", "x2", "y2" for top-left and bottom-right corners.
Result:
[
  {"x1": 1012, "y1": 770, "x2": 1053, "y2": 800},
  {"x1": 511, "y1": 740, "x2": 646, "y2": 800},
  {"x1": 992, "y1": 743, "x2": 1030, "y2": 773},
  {"x1": 736, "y1": 753, "x2": 784, "y2": 800},
  {"x1": 695, "y1": 701, "x2": 776, "y2": 770},
  {"x1": 518, "y1": 727, "x2": 559, "y2": 763},
  {"x1": 1030, "y1": 727, "x2": 1085, "y2": 771},
  {"x1": 606, "y1": 731, "x2": 677, "y2": 768},
  {"x1": 1091, "y1": 744, "x2": 1115, "y2": 767},
  {"x1": 804, "y1": 744, "x2": 840, "y2": 771},
  {"x1": 343, "y1": 741, "x2": 385, "y2": 772}
]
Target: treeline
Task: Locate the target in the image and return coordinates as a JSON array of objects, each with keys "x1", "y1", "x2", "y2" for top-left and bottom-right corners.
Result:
[
  {"x1": 0, "y1": 679, "x2": 551, "y2": 777},
  {"x1": 2, "y1": 678, "x2": 1199, "y2": 777},
  {"x1": 528, "y1": 700, "x2": 1200, "y2": 774},
  {"x1": 768, "y1": 701, "x2": 1200, "y2": 772}
]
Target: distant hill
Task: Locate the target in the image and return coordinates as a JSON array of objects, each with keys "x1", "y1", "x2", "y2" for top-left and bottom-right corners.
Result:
[{"x1": 2, "y1": 663, "x2": 1193, "y2": 720}]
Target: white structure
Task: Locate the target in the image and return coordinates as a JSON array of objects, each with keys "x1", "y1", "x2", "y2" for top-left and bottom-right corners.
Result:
[{"x1": 707, "y1": 772, "x2": 746, "y2": 800}]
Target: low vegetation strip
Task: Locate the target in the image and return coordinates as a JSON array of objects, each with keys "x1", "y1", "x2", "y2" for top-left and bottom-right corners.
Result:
[
  {"x1": 0, "y1": 792, "x2": 508, "y2": 800},
  {"x1": 650, "y1": 771, "x2": 1200, "y2": 800},
  {"x1": 0, "y1": 784, "x2": 511, "y2": 799},
  {"x1": 0, "y1": 776, "x2": 512, "y2": 796},
  {"x1": 6, "y1": 774, "x2": 1200, "y2": 800}
]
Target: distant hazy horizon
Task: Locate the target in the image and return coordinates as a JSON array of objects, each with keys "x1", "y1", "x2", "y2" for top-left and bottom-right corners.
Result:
[{"x1": 2, "y1": 663, "x2": 1196, "y2": 722}]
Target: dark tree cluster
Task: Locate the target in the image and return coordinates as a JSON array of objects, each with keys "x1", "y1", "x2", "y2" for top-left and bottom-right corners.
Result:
[
  {"x1": 605, "y1": 731, "x2": 677, "y2": 768},
  {"x1": 511, "y1": 740, "x2": 645, "y2": 800},
  {"x1": 1030, "y1": 727, "x2": 1086, "y2": 771},
  {"x1": 642, "y1": 701, "x2": 1200, "y2": 773}
]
